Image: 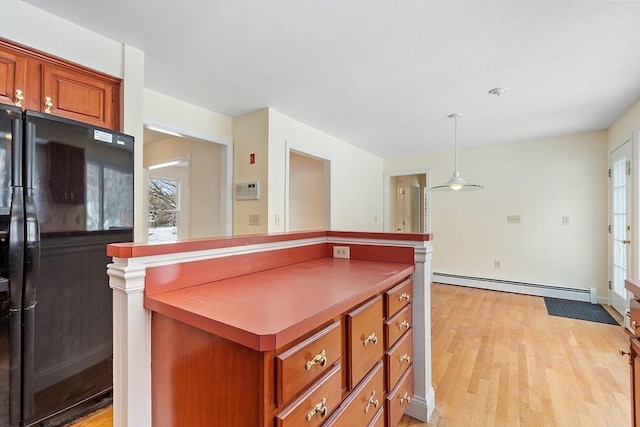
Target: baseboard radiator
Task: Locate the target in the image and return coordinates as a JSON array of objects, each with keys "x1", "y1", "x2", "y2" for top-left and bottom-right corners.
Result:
[{"x1": 433, "y1": 272, "x2": 598, "y2": 304}]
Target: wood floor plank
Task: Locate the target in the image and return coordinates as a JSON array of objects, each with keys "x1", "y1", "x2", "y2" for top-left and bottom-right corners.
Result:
[{"x1": 401, "y1": 283, "x2": 630, "y2": 427}]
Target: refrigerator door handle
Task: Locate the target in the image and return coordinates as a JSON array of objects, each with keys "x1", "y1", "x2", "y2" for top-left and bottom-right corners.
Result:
[{"x1": 21, "y1": 120, "x2": 41, "y2": 422}]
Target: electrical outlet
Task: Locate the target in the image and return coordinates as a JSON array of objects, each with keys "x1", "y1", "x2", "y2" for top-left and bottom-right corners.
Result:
[
  {"x1": 249, "y1": 214, "x2": 259, "y2": 226},
  {"x1": 275, "y1": 214, "x2": 281, "y2": 227},
  {"x1": 562, "y1": 216, "x2": 570, "y2": 225},
  {"x1": 333, "y1": 246, "x2": 350, "y2": 259},
  {"x1": 494, "y1": 260, "x2": 501, "y2": 269},
  {"x1": 507, "y1": 215, "x2": 521, "y2": 224}
]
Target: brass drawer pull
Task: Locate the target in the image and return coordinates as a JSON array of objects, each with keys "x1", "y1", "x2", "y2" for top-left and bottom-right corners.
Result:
[
  {"x1": 398, "y1": 320, "x2": 410, "y2": 330},
  {"x1": 399, "y1": 292, "x2": 410, "y2": 302},
  {"x1": 363, "y1": 332, "x2": 378, "y2": 346},
  {"x1": 620, "y1": 348, "x2": 631, "y2": 356},
  {"x1": 44, "y1": 96, "x2": 53, "y2": 113},
  {"x1": 399, "y1": 392, "x2": 411, "y2": 405},
  {"x1": 305, "y1": 349, "x2": 327, "y2": 371},
  {"x1": 364, "y1": 390, "x2": 379, "y2": 413},
  {"x1": 633, "y1": 320, "x2": 639, "y2": 330},
  {"x1": 306, "y1": 397, "x2": 328, "y2": 421},
  {"x1": 399, "y1": 353, "x2": 411, "y2": 364},
  {"x1": 15, "y1": 89, "x2": 24, "y2": 107}
]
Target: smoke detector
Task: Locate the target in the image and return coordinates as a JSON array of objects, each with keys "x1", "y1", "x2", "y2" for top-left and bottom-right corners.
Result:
[{"x1": 488, "y1": 87, "x2": 508, "y2": 96}]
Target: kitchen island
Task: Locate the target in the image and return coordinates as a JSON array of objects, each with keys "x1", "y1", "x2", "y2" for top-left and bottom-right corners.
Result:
[{"x1": 107, "y1": 231, "x2": 434, "y2": 426}]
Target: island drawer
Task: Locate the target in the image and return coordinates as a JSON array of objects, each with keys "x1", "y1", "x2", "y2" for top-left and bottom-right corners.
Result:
[
  {"x1": 385, "y1": 278, "x2": 412, "y2": 318},
  {"x1": 347, "y1": 295, "x2": 384, "y2": 390},
  {"x1": 275, "y1": 363, "x2": 342, "y2": 427},
  {"x1": 276, "y1": 321, "x2": 342, "y2": 406}
]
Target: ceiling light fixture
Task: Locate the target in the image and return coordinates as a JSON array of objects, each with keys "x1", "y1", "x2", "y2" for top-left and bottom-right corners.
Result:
[{"x1": 430, "y1": 113, "x2": 484, "y2": 192}]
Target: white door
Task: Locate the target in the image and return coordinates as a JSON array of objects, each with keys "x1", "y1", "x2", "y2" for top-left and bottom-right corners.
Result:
[{"x1": 610, "y1": 141, "x2": 632, "y2": 316}]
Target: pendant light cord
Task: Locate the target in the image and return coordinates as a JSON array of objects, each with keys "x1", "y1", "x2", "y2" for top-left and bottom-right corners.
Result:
[{"x1": 454, "y1": 115, "x2": 458, "y2": 173}]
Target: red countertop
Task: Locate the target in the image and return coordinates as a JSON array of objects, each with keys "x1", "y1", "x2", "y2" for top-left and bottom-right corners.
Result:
[{"x1": 145, "y1": 257, "x2": 414, "y2": 352}]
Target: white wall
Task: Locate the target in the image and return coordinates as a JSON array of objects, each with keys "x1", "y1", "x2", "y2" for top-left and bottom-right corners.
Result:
[
  {"x1": 268, "y1": 109, "x2": 383, "y2": 232},
  {"x1": 385, "y1": 131, "x2": 609, "y2": 297}
]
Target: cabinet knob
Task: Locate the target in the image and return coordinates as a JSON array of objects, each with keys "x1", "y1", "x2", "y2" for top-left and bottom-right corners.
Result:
[
  {"x1": 398, "y1": 320, "x2": 411, "y2": 330},
  {"x1": 362, "y1": 332, "x2": 378, "y2": 346},
  {"x1": 619, "y1": 348, "x2": 630, "y2": 356},
  {"x1": 306, "y1": 397, "x2": 327, "y2": 421},
  {"x1": 365, "y1": 390, "x2": 379, "y2": 413},
  {"x1": 399, "y1": 353, "x2": 411, "y2": 364},
  {"x1": 14, "y1": 89, "x2": 24, "y2": 107},
  {"x1": 632, "y1": 320, "x2": 639, "y2": 330},
  {"x1": 399, "y1": 292, "x2": 411, "y2": 302},
  {"x1": 44, "y1": 96, "x2": 53, "y2": 113},
  {"x1": 305, "y1": 349, "x2": 327, "y2": 371},
  {"x1": 399, "y1": 391, "x2": 411, "y2": 405}
]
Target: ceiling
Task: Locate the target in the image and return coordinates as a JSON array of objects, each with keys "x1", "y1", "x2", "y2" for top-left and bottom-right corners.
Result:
[{"x1": 23, "y1": 0, "x2": 640, "y2": 157}]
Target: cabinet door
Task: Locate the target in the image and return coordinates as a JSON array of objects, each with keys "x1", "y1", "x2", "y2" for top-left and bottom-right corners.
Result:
[
  {"x1": 42, "y1": 64, "x2": 118, "y2": 130},
  {"x1": 0, "y1": 47, "x2": 26, "y2": 107}
]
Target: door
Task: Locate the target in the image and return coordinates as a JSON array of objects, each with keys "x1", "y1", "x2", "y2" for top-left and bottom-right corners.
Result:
[{"x1": 610, "y1": 141, "x2": 632, "y2": 316}]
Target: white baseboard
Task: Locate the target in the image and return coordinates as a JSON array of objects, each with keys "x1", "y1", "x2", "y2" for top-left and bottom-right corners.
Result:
[{"x1": 433, "y1": 272, "x2": 602, "y2": 304}]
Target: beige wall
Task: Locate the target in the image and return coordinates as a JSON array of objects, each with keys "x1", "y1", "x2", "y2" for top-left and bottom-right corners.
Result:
[
  {"x1": 233, "y1": 109, "x2": 269, "y2": 235},
  {"x1": 289, "y1": 152, "x2": 325, "y2": 231},
  {"x1": 386, "y1": 130, "x2": 609, "y2": 299}
]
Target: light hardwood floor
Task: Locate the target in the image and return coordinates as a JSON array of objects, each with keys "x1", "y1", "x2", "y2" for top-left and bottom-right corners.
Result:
[{"x1": 71, "y1": 283, "x2": 631, "y2": 426}]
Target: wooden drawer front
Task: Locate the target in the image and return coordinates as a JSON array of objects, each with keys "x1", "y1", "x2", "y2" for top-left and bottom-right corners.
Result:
[
  {"x1": 276, "y1": 321, "x2": 342, "y2": 406},
  {"x1": 631, "y1": 299, "x2": 640, "y2": 337},
  {"x1": 275, "y1": 363, "x2": 342, "y2": 427},
  {"x1": 385, "y1": 303, "x2": 412, "y2": 349},
  {"x1": 323, "y1": 361, "x2": 384, "y2": 427},
  {"x1": 369, "y1": 405, "x2": 385, "y2": 427},
  {"x1": 385, "y1": 278, "x2": 412, "y2": 318},
  {"x1": 386, "y1": 329, "x2": 413, "y2": 390},
  {"x1": 347, "y1": 296, "x2": 384, "y2": 390},
  {"x1": 386, "y1": 366, "x2": 414, "y2": 427}
]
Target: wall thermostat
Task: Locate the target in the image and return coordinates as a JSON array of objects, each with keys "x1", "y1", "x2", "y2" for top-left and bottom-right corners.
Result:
[{"x1": 235, "y1": 181, "x2": 260, "y2": 200}]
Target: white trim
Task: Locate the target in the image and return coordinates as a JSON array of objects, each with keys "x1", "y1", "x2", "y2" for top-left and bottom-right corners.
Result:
[{"x1": 433, "y1": 272, "x2": 601, "y2": 304}]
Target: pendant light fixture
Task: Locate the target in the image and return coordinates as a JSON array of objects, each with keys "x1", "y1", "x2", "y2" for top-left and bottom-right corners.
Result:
[{"x1": 430, "y1": 113, "x2": 484, "y2": 191}]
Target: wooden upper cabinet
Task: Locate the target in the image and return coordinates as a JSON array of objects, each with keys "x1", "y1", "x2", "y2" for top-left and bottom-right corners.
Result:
[
  {"x1": 0, "y1": 38, "x2": 120, "y2": 130},
  {"x1": 42, "y1": 63, "x2": 118, "y2": 129},
  {"x1": 0, "y1": 46, "x2": 27, "y2": 107}
]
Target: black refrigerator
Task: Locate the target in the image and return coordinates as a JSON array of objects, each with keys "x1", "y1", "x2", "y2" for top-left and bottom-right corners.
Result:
[{"x1": 0, "y1": 104, "x2": 134, "y2": 426}]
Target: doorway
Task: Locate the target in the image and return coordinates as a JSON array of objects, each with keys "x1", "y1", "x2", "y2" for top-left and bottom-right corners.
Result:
[
  {"x1": 385, "y1": 171, "x2": 429, "y2": 233},
  {"x1": 610, "y1": 140, "x2": 632, "y2": 316},
  {"x1": 288, "y1": 151, "x2": 329, "y2": 231}
]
